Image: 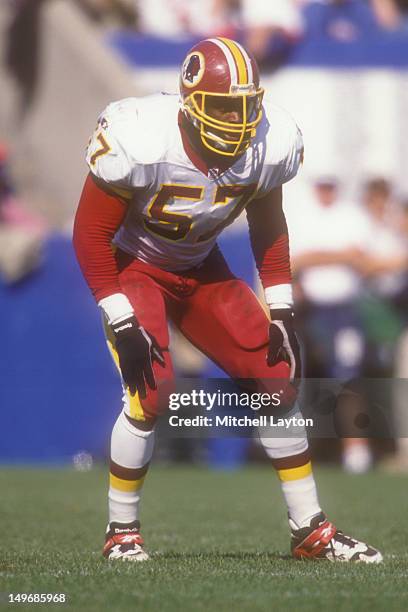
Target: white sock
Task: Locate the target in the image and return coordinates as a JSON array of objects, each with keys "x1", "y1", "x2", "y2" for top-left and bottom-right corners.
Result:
[
  {"x1": 259, "y1": 416, "x2": 322, "y2": 528},
  {"x1": 281, "y1": 474, "x2": 321, "y2": 528},
  {"x1": 108, "y1": 410, "x2": 154, "y2": 525}
]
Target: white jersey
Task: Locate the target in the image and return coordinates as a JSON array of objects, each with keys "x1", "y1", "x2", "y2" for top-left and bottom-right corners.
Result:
[{"x1": 86, "y1": 93, "x2": 303, "y2": 271}]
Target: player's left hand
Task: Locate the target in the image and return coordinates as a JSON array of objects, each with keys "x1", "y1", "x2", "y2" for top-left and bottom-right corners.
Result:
[
  {"x1": 112, "y1": 315, "x2": 165, "y2": 398},
  {"x1": 267, "y1": 308, "x2": 301, "y2": 380}
]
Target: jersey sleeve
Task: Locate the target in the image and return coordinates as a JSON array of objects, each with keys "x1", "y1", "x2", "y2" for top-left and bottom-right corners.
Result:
[
  {"x1": 257, "y1": 111, "x2": 304, "y2": 197},
  {"x1": 73, "y1": 173, "x2": 127, "y2": 302},
  {"x1": 86, "y1": 99, "x2": 153, "y2": 196}
]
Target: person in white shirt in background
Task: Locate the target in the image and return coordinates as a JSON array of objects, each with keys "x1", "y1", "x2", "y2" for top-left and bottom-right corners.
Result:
[
  {"x1": 241, "y1": 0, "x2": 303, "y2": 64},
  {"x1": 391, "y1": 200, "x2": 408, "y2": 472},
  {"x1": 357, "y1": 179, "x2": 408, "y2": 473},
  {"x1": 289, "y1": 176, "x2": 374, "y2": 474},
  {"x1": 134, "y1": 0, "x2": 239, "y2": 39},
  {"x1": 360, "y1": 179, "x2": 407, "y2": 304}
]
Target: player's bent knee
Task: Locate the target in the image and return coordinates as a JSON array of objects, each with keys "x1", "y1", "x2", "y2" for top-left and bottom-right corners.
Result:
[{"x1": 122, "y1": 377, "x2": 175, "y2": 422}]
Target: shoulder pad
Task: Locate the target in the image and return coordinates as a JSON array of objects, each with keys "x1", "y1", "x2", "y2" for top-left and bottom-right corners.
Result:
[
  {"x1": 86, "y1": 95, "x2": 179, "y2": 190},
  {"x1": 257, "y1": 99, "x2": 304, "y2": 194},
  {"x1": 262, "y1": 99, "x2": 303, "y2": 170}
]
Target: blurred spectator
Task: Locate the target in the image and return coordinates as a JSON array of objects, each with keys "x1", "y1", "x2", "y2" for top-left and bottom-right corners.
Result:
[
  {"x1": 395, "y1": 0, "x2": 408, "y2": 13},
  {"x1": 0, "y1": 144, "x2": 48, "y2": 284},
  {"x1": 5, "y1": 0, "x2": 46, "y2": 116},
  {"x1": 356, "y1": 179, "x2": 408, "y2": 472},
  {"x1": 360, "y1": 179, "x2": 407, "y2": 307},
  {"x1": 371, "y1": 0, "x2": 402, "y2": 29},
  {"x1": 302, "y1": 0, "x2": 380, "y2": 42},
  {"x1": 241, "y1": 0, "x2": 303, "y2": 67},
  {"x1": 354, "y1": 177, "x2": 408, "y2": 468},
  {"x1": 290, "y1": 177, "x2": 373, "y2": 473},
  {"x1": 291, "y1": 177, "x2": 369, "y2": 378},
  {"x1": 371, "y1": 0, "x2": 408, "y2": 30},
  {"x1": 134, "y1": 0, "x2": 239, "y2": 40},
  {"x1": 363, "y1": 194, "x2": 408, "y2": 471},
  {"x1": 77, "y1": 0, "x2": 138, "y2": 27},
  {"x1": 387, "y1": 199, "x2": 408, "y2": 471}
]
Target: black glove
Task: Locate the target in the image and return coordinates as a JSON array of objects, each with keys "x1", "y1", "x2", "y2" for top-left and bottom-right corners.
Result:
[
  {"x1": 111, "y1": 315, "x2": 165, "y2": 398},
  {"x1": 267, "y1": 308, "x2": 301, "y2": 380}
]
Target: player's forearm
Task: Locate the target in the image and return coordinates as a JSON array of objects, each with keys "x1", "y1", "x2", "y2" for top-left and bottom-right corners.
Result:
[
  {"x1": 255, "y1": 232, "x2": 292, "y2": 288},
  {"x1": 247, "y1": 187, "x2": 293, "y2": 307},
  {"x1": 73, "y1": 173, "x2": 130, "y2": 315}
]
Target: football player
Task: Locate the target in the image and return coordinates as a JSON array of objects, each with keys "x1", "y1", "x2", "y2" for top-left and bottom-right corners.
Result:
[{"x1": 73, "y1": 37, "x2": 382, "y2": 563}]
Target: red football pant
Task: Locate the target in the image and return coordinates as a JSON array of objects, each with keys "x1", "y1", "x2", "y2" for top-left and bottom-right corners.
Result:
[{"x1": 106, "y1": 247, "x2": 290, "y2": 421}]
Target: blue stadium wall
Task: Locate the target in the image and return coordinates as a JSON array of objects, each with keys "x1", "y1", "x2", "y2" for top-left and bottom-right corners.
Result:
[{"x1": 0, "y1": 231, "x2": 254, "y2": 463}]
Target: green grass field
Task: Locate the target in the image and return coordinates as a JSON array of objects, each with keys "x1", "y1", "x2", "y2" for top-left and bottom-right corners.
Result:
[{"x1": 1, "y1": 465, "x2": 407, "y2": 611}]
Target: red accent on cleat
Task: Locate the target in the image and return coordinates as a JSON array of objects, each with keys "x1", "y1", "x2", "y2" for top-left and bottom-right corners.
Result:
[
  {"x1": 103, "y1": 532, "x2": 144, "y2": 557},
  {"x1": 293, "y1": 520, "x2": 337, "y2": 559}
]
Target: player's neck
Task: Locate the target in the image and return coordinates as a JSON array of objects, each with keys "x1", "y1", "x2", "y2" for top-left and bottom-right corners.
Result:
[{"x1": 178, "y1": 111, "x2": 237, "y2": 179}]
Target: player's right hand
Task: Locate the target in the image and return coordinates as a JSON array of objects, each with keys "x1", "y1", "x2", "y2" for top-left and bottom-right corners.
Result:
[
  {"x1": 267, "y1": 308, "x2": 301, "y2": 381},
  {"x1": 111, "y1": 316, "x2": 165, "y2": 398}
]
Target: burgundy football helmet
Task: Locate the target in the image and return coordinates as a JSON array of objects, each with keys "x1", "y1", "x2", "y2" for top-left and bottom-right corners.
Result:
[{"x1": 180, "y1": 37, "x2": 264, "y2": 157}]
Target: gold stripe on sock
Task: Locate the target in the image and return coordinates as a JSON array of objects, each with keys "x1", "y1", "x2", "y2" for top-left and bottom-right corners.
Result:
[
  {"x1": 109, "y1": 460, "x2": 150, "y2": 481},
  {"x1": 277, "y1": 461, "x2": 312, "y2": 482},
  {"x1": 109, "y1": 473, "x2": 145, "y2": 493},
  {"x1": 271, "y1": 449, "x2": 311, "y2": 471}
]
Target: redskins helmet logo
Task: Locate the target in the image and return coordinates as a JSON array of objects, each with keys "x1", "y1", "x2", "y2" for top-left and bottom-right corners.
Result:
[{"x1": 181, "y1": 52, "x2": 205, "y2": 88}]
